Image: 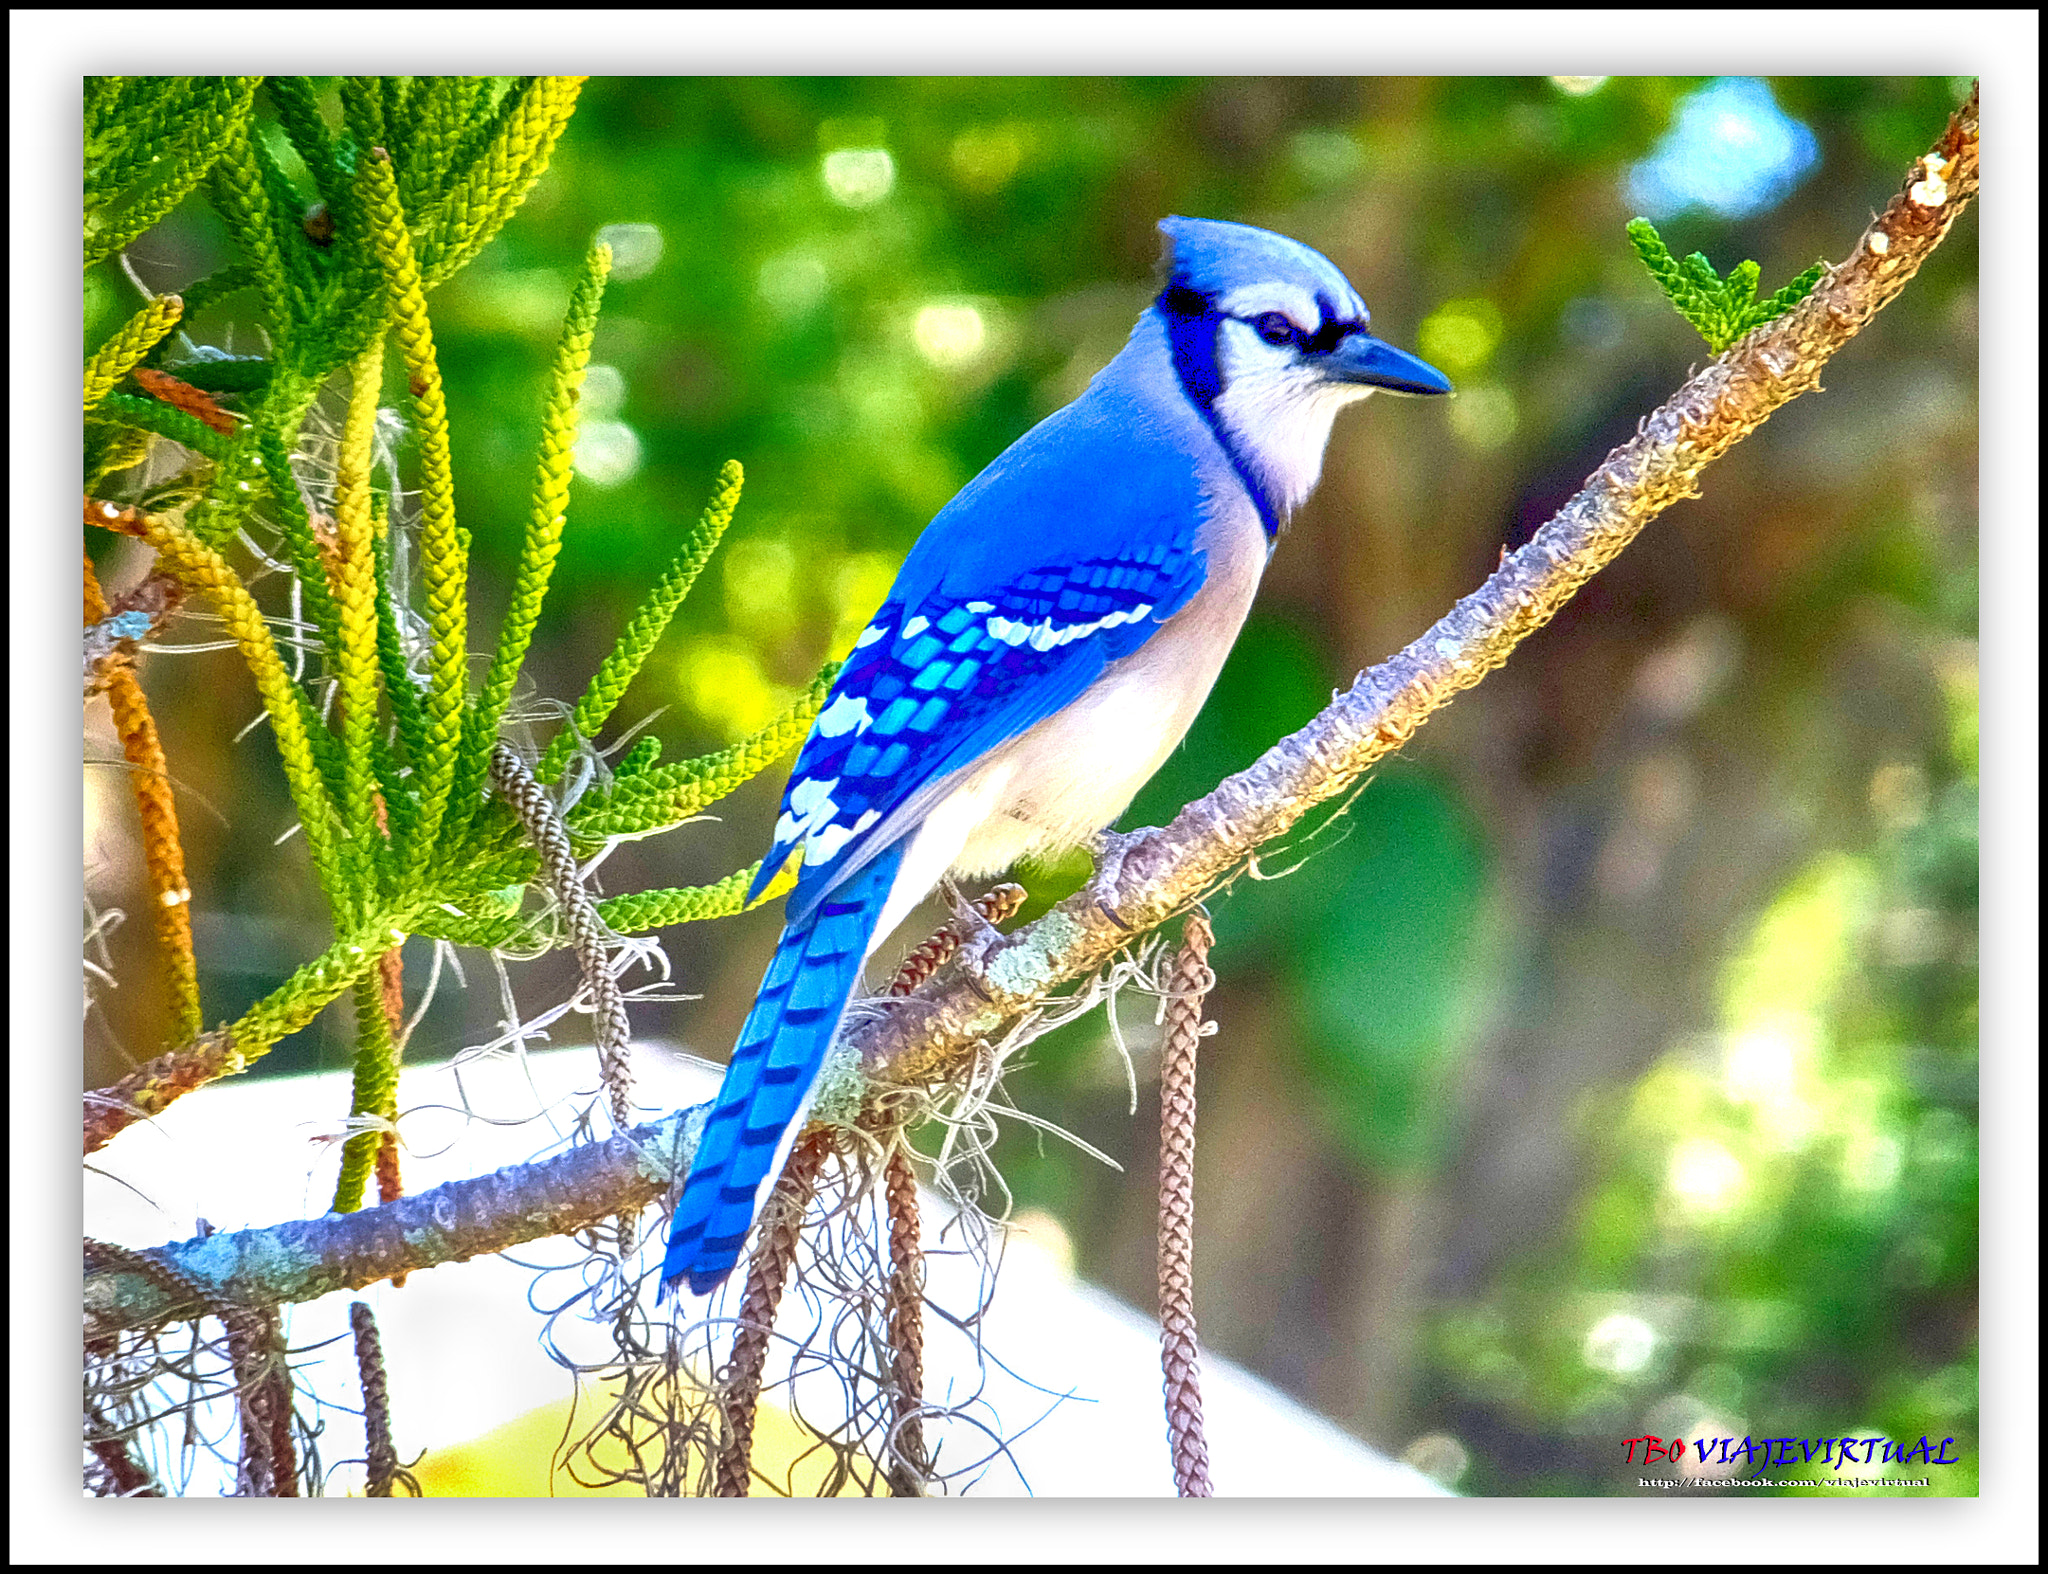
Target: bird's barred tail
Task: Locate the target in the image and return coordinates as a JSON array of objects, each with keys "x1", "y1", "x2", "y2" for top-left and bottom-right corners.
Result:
[{"x1": 659, "y1": 843, "x2": 906, "y2": 1298}]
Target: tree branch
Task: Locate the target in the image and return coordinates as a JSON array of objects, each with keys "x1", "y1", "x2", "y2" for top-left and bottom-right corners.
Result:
[
  {"x1": 844, "y1": 82, "x2": 1977, "y2": 1087},
  {"x1": 88, "y1": 1107, "x2": 705, "y2": 1334},
  {"x1": 83, "y1": 87, "x2": 1977, "y2": 1337}
]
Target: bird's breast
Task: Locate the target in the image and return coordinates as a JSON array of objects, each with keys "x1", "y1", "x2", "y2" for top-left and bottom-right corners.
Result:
[{"x1": 950, "y1": 497, "x2": 1269, "y2": 877}]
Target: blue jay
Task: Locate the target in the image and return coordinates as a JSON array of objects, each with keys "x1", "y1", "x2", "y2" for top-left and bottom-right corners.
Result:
[{"x1": 661, "y1": 216, "x2": 1450, "y2": 1297}]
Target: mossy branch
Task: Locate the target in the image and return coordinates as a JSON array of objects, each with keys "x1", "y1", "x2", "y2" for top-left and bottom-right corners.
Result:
[
  {"x1": 91, "y1": 388, "x2": 234, "y2": 462},
  {"x1": 395, "y1": 76, "x2": 471, "y2": 216},
  {"x1": 251, "y1": 424, "x2": 342, "y2": 660},
  {"x1": 419, "y1": 76, "x2": 586, "y2": 288},
  {"x1": 405, "y1": 854, "x2": 789, "y2": 953},
  {"x1": 86, "y1": 76, "x2": 260, "y2": 225},
  {"x1": 337, "y1": 77, "x2": 386, "y2": 162},
  {"x1": 333, "y1": 970, "x2": 400, "y2": 1214},
  {"x1": 370, "y1": 522, "x2": 431, "y2": 772},
  {"x1": 206, "y1": 109, "x2": 298, "y2": 352},
  {"x1": 598, "y1": 860, "x2": 792, "y2": 936},
  {"x1": 264, "y1": 77, "x2": 342, "y2": 209},
  {"x1": 165, "y1": 262, "x2": 257, "y2": 323},
  {"x1": 83, "y1": 904, "x2": 416, "y2": 1157},
  {"x1": 86, "y1": 75, "x2": 162, "y2": 163}
]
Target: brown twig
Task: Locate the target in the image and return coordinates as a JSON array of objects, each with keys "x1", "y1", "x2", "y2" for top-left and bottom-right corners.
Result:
[
  {"x1": 489, "y1": 743, "x2": 634, "y2": 1128},
  {"x1": 83, "y1": 1236, "x2": 297, "y2": 1496},
  {"x1": 85, "y1": 494, "x2": 149, "y2": 540},
  {"x1": 84, "y1": 564, "x2": 185, "y2": 697},
  {"x1": 1157, "y1": 910, "x2": 1215, "y2": 1497},
  {"x1": 373, "y1": 946, "x2": 409, "y2": 1213},
  {"x1": 82, "y1": 1261, "x2": 164, "y2": 1497},
  {"x1": 85, "y1": 552, "x2": 203, "y2": 1042},
  {"x1": 84, "y1": 1030, "x2": 242, "y2": 1157},
  {"x1": 85, "y1": 1431, "x2": 160, "y2": 1497},
  {"x1": 712, "y1": 1130, "x2": 830, "y2": 1497},
  {"x1": 130, "y1": 365, "x2": 239, "y2": 436},
  {"x1": 889, "y1": 882, "x2": 1029, "y2": 996},
  {"x1": 876, "y1": 880, "x2": 1024, "y2": 1495},
  {"x1": 881, "y1": 1143, "x2": 929, "y2": 1496},
  {"x1": 224, "y1": 1303, "x2": 297, "y2": 1496},
  {"x1": 351, "y1": 1301, "x2": 416, "y2": 1497}
]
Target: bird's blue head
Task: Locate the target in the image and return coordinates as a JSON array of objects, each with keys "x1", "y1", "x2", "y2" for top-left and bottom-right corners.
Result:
[{"x1": 1152, "y1": 216, "x2": 1451, "y2": 528}]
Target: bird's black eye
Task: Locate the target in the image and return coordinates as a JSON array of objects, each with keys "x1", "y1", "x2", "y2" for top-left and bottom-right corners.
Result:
[
  {"x1": 1251, "y1": 312, "x2": 1297, "y2": 347},
  {"x1": 1308, "y1": 320, "x2": 1351, "y2": 355}
]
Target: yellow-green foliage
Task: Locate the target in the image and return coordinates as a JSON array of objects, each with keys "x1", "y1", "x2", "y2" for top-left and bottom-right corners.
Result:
[
  {"x1": 567, "y1": 664, "x2": 839, "y2": 843},
  {"x1": 447, "y1": 239, "x2": 615, "y2": 849},
  {"x1": 85, "y1": 77, "x2": 261, "y2": 270},
  {"x1": 84, "y1": 80, "x2": 821, "y2": 1114},
  {"x1": 83, "y1": 294, "x2": 182, "y2": 414},
  {"x1": 536, "y1": 460, "x2": 747, "y2": 785},
  {"x1": 356, "y1": 146, "x2": 468, "y2": 864},
  {"x1": 1627, "y1": 218, "x2": 1828, "y2": 353}
]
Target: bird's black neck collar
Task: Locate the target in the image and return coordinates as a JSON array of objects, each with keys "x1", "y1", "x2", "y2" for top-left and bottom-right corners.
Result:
[{"x1": 1156, "y1": 285, "x2": 1285, "y2": 540}]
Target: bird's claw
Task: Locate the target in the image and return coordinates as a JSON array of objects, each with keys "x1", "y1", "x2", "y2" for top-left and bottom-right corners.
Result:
[
  {"x1": 938, "y1": 878, "x2": 1005, "y2": 999},
  {"x1": 1086, "y1": 828, "x2": 1142, "y2": 930}
]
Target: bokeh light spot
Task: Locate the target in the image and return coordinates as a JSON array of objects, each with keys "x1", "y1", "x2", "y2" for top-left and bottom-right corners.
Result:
[
  {"x1": 1287, "y1": 128, "x2": 1364, "y2": 189},
  {"x1": 1666, "y1": 1136, "x2": 1747, "y2": 1218},
  {"x1": 722, "y1": 537, "x2": 798, "y2": 641},
  {"x1": 1418, "y1": 298, "x2": 1504, "y2": 376},
  {"x1": 949, "y1": 125, "x2": 1025, "y2": 193},
  {"x1": 572, "y1": 419, "x2": 641, "y2": 487},
  {"x1": 593, "y1": 222, "x2": 664, "y2": 282},
  {"x1": 1447, "y1": 383, "x2": 1518, "y2": 452},
  {"x1": 678, "y1": 637, "x2": 788, "y2": 741},
  {"x1": 832, "y1": 552, "x2": 898, "y2": 656},
  {"x1": 581, "y1": 364, "x2": 626, "y2": 419},
  {"x1": 822, "y1": 147, "x2": 895, "y2": 208},
  {"x1": 1626, "y1": 77, "x2": 1819, "y2": 220},
  {"x1": 758, "y1": 251, "x2": 828, "y2": 317},
  {"x1": 1583, "y1": 1312, "x2": 1658, "y2": 1377},
  {"x1": 1841, "y1": 1131, "x2": 1904, "y2": 1193},
  {"x1": 913, "y1": 302, "x2": 987, "y2": 367},
  {"x1": 1006, "y1": 1207, "x2": 1075, "y2": 1277},
  {"x1": 1400, "y1": 1432, "x2": 1471, "y2": 1488}
]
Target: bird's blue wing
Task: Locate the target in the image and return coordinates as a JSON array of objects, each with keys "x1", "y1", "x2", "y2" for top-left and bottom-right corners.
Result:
[
  {"x1": 746, "y1": 353, "x2": 1227, "y2": 921},
  {"x1": 750, "y1": 541, "x2": 1207, "y2": 922},
  {"x1": 675, "y1": 541, "x2": 1207, "y2": 1296},
  {"x1": 670, "y1": 544, "x2": 1205, "y2": 1294}
]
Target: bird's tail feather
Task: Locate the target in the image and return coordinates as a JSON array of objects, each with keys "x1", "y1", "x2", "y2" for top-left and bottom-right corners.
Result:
[{"x1": 659, "y1": 842, "x2": 905, "y2": 1298}]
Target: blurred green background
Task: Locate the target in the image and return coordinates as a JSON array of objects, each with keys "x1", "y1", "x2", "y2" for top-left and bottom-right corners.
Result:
[{"x1": 84, "y1": 76, "x2": 1977, "y2": 1495}]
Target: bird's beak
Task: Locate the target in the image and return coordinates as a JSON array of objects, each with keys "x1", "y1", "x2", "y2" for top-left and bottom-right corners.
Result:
[{"x1": 1328, "y1": 332, "x2": 1453, "y2": 396}]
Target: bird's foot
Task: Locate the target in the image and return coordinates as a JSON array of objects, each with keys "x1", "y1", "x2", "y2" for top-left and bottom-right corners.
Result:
[
  {"x1": 1086, "y1": 828, "x2": 1144, "y2": 931},
  {"x1": 936, "y1": 879, "x2": 1008, "y2": 1000}
]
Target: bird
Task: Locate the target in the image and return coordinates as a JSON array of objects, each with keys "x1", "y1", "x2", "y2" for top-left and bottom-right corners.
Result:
[{"x1": 660, "y1": 215, "x2": 1451, "y2": 1298}]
